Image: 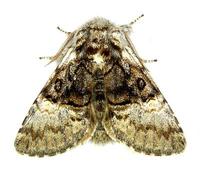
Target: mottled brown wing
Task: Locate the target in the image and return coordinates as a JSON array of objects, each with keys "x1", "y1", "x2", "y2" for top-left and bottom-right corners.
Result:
[
  {"x1": 15, "y1": 53, "x2": 96, "y2": 157},
  {"x1": 103, "y1": 40, "x2": 186, "y2": 155}
]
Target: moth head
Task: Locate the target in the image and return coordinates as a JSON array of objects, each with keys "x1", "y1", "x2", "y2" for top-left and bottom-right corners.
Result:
[{"x1": 83, "y1": 17, "x2": 114, "y2": 30}]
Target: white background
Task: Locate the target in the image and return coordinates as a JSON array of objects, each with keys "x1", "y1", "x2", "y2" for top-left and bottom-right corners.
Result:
[{"x1": 0, "y1": 0, "x2": 199, "y2": 172}]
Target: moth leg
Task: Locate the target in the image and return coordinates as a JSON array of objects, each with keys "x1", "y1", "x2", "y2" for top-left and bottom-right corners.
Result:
[
  {"x1": 38, "y1": 28, "x2": 74, "y2": 65},
  {"x1": 140, "y1": 58, "x2": 158, "y2": 63},
  {"x1": 39, "y1": 55, "x2": 62, "y2": 66},
  {"x1": 39, "y1": 56, "x2": 54, "y2": 61}
]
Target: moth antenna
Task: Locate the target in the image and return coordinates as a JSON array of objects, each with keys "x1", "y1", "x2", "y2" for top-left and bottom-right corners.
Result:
[
  {"x1": 120, "y1": 14, "x2": 144, "y2": 32},
  {"x1": 129, "y1": 14, "x2": 144, "y2": 26},
  {"x1": 57, "y1": 26, "x2": 71, "y2": 35}
]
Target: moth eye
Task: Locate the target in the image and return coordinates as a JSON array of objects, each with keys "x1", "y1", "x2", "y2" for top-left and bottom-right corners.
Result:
[
  {"x1": 76, "y1": 29, "x2": 86, "y2": 38},
  {"x1": 75, "y1": 30, "x2": 87, "y2": 51},
  {"x1": 54, "y1": 79, "x2": 63, "y2": 91},
  {"x1": 137, "y1": 78, "x2": 146, "y2": 90},
  {"x1": 110, "y1": 30, "x2": 122, "y2": 49},
  {"x1": 111, "y1": 30, "x2": 121, "y2": 38}
]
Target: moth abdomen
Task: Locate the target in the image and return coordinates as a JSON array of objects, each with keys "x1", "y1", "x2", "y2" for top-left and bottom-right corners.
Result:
[
  {"x1": 92, "y1": 68, "x2": 106, "y2": 112},
  {"x1": 93, "y1": 82, "x2": 106, "y2": 112}
]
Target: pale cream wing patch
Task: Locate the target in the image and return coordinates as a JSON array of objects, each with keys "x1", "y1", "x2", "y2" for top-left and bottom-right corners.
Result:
[
  {"x1": 103, "y1": 94, "x2": 186, "y2": 156},
  {"x1": 15, "y1": 95, "x2": 96, "y2": 157}
]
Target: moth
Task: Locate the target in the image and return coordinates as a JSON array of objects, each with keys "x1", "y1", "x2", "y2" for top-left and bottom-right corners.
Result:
[{"x1": 15, "y1": 16, "x2": 186, "y2": 157}]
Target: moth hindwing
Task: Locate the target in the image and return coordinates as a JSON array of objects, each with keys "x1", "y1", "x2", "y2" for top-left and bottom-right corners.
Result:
[{"x1": 15, "y1": 17, "x2": 186, "y2": 157}]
